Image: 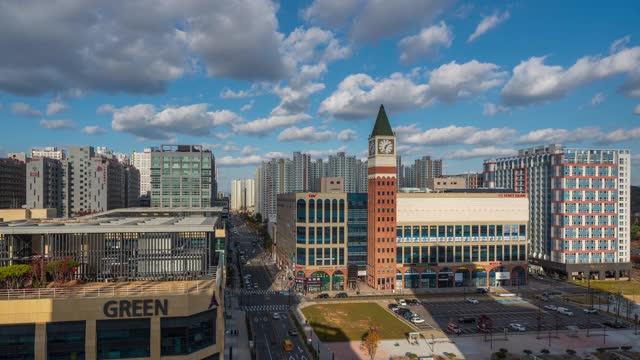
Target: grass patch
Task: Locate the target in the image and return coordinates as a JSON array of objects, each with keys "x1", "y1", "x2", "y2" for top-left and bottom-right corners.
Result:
[
  {"x1": 570, "y1": 280, "x2": 640, "y2": 302},
  {"x1": 301, "y1": 302, "x2": 413, "y2": 342}
]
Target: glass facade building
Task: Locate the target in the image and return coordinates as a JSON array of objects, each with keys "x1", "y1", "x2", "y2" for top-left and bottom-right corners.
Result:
[{"x1": 347, "y1": 193, "x2": 368, "y2": 270}]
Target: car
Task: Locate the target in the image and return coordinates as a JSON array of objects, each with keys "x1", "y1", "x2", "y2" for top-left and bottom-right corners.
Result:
[
  {"x1": 406, "y1": 299, "x2": 421, "y2": 306},
  {"x1": 602, "y1": 321, "x2": 628, "y2": 329},
  {"x1": 458, "y1": 317, "x2": 476, "y2": 324},
  {"x1": 272, "y1": 313, "x2": 281, "y2": 320},
  {"x1": 536, "y1": 275, "x2": 545, "y2": 280},
  {"x1": 335, "y1": 292, "x2": 348, "y2": 298},
  {"x1": 402, "y1": 312, "x2": 415, "y2": 320},
  {"x1": 509, "y1": 323, "x2": 526, "y2": 332},
  {"x1": 411, "y1": 316, "x2": 425, "y2": 324},
  {"x1": 388, "y1": 304, "x2": 399, "y2": 312},
  {"x1": 476, "y1": 288, "x2": 487, "y2": 294},
  {"x1": 398, "y1": 299, "x2": 407, "y2": 306},
  {"x1": 288, "y1": 328, "x2": 299, "y2": 336},
  {"x1": 397, "y1": 308, "x2": 411, "y2": 316},
  {"x1": 583, "y1": 308, "x2": 598, "y2": 314},
  {"x1": 557, "y1": 308, "x2": 574, "y2": 316},
  {"x1": 534, "y1": 294, "x2": 550, "y2": 301},
  {"x1": 466, "y1": 298, "x2": 479, "y2": 304},
  {"x1": 447, "y1": 324, "x2": 462, "y2": 334},
  {"x1": 544, "y1": 305, "x2": 558, "y2": 311},
  {"x1": 316, "y1": 293, "x2": 329, "y2": 299}
]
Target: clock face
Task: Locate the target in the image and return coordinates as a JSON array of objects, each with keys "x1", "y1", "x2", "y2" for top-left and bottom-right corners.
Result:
[
  {"x1": 378, "y1": 139, "x2": 394, "y2": 154},
  {"x1": 369, "y1": 140, "x2": 376, "y2": 156}
]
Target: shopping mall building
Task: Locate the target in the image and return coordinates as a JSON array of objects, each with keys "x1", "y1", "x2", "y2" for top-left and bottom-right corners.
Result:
[
  {"x1": 274, "y1": 105, "x2": 530, "y2": 292},
  {"x1": 0, "y1": 208, "x2": 226, "y2": 359}
]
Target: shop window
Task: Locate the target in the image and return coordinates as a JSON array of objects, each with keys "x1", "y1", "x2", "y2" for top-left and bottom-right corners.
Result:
[{"x1": 161, "y1": 309, "x2": 216, "y2": 356}]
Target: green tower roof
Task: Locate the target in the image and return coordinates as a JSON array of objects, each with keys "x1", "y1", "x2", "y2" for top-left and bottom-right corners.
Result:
[{"x1": 370, "y1": 104, "x2": 394, "y2": 137}]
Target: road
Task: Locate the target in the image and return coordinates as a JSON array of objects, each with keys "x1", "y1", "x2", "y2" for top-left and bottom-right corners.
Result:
[{"x1": 228, "y1": 215, "x2": 311, "y2": 360}]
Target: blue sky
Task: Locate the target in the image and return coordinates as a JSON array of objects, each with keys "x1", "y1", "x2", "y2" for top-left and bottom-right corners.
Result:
[{"x1": 1, "y1": 0, "x2": 639, "y2": 192}]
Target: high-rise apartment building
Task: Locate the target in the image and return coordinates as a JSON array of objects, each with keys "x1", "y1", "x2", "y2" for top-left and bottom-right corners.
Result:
[
  {"x1": 150, "y1": 145, "x2": 215, "y2": 208},
  {"x1": 366, "y1": 105, "x2": 398, "y2": 290},
  {"x1": 396, "y1": 155, "x2": 403, "y2": 188},
  {"x1": 0, "y1": 158, "x2": 26, "y2": 209},
  {"x1": 293, "y1": 152, "x2": 311, "y2": 192},
  {"x1": 31, "y1": 147, "x2": 65, "y2": 160},
  {"x1": 26, "y1": 157, "x2": 65, "y2": 214},
  {"x1": 230, "y1": 179, "x2": 255, "y2": 211},
  {"x1": 402, "y1": 156, "x2": 443, "y2": 188},
  {"x1": 489, "y1": 145, "x2": 631, "y2": 279},
  {"x1": 132, "y1": 147, "x2": 153, "y2": 196},
  {"x1": 124, "y1": 165, "x2": 140, "y2": 207}
]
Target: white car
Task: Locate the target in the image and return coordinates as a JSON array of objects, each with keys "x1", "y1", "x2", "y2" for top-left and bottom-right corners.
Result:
[
  {"x1": 272, "y1": 313, "x2": 281, "y2": 320},
  {"x1": 398, "y1": 299, "x2": 407, "y2": 306},
  {"x1": 411, "y1": 316, "x2": 425, "y2": 324},
  {"x1": 583, "y1": 308, "x2": 598, "y2": 314},
  {"x1": 557, "y1": 308, "x2": 574, "y2": 316},
  {"x1": 544, "y1": 305, "x2": 558, "y2": 311},
  {"x1": 466, "y1": 298, "x2": 479, "y2": 304},
  {"x1": 509, "y1": 323, "x2": 526, "y2": 332}
]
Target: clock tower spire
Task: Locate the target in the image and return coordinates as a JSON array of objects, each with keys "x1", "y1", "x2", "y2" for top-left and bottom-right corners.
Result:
[{"x1": 367, "y1": 104, "x2": 397, "y2": 290}]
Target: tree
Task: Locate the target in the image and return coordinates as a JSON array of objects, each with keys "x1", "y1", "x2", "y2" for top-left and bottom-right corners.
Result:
[
  {"x1": 0, "y1": 264, "x2": 32, "y2": 289},
  {"x1": 361, "y1": 325, "x2": 382, "y2": 360},
  {"x1": 46, "y1": 259, "x2": 79, "y2": 283}
]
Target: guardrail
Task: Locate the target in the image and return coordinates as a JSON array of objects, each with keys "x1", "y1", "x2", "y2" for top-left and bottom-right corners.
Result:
[{"x1": 0, "y1": 281, "x2": 213, "y2": 300}]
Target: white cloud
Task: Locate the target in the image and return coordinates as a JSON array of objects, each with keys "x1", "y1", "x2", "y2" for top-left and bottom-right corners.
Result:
[
  {"x1": 596, "y1": 128, "x2": 640, "y2": 144},
  {"x1": 635, "y1": 104, "x2": 640, "y2": 115},
  {"x1": 398, "y1": 22, "x2": 453, "y2": 64},
  {"x1": 590, "y1": 92, "x2": 606, "y2": 106},
  {"x1": 11, "y1": 102, "x2": 42, "y2": 117},
  {"x1": 233, "y1": 113, "x2": 311, "y2": 136},
  {"x1": 97, "y1": 104, "x2": 116, "y2": 114},
  {"x1": 220, "y1": 89, "x2": 255, "y2": 99},
  {"x1": 397, "y1": 144, "x2": 427, "y2": 156},
  {"x1": 214, "y1": 133, "x2": 234, "y2": 140},
  {"x1": 464, "y1": 128, "x2": 517, "y2": 145},
  {"x1": 306, "y1": 146, "x2": 348, "y2": 158},
  {"x1": 40, "y1": 119, "x2": 75, "y2": 129},
  {"x1": 110, "y1": 103, "x2": 242, "y2": 140},
  {"x1": 319, "y1": 60, "x2": 505, "y2": 119},
  {"x1": 277, "y1": 126, "x2": 334, "y2": 143},
  {"x1": 610, "y1": 35, "x2": 631, "y2": 53},
  {"x1": 46, "y1": 101, "x2": 68, "y2": 116},
  {"x1": 483, "y1": 103, "x2": 510, "y2": 116},
  {"x1": 393, "y1": 124, "x2": 421, "y2": 137},
  {"x1": 501, "y1": 41, "x2": 640, "y2": 106},
  {"x1": 337, "y1": 129, "x2": 357, "y2": 141},
  {"x1": 444, "y1": 146, "x2": 517, "y2": 159},
  {"x1": 301, "y1": 0, "x2": 360, "y2": 28},
  {"x1": 240, "y1": 145, "x2": 258, "y2": 155},
  {"x1": 515, "y1": 127, "x2": 600, "y2": 145},
  {"x1": 240, "y1": 100, "x2": 254, "y2": 112},
  {"x1": 468, "y1": 11, "x2": 510, "y2": 42},
  {"x1": 223, "y1": 143, "x2": 240, "y2": 152},
  {"x1": 217, "y1": 151, "x2": 289, "y2": 167},
  {"x1": 81, "y1": 125, "x2": 107, "y2": 135},
  {"x1": 402, "y1": 125, "x2": 515, "y2": 146}
]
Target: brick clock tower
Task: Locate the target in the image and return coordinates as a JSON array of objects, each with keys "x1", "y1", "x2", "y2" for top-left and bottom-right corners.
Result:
[{"x1": 367, "y1": 105, "x2": 397, "y2": 290}]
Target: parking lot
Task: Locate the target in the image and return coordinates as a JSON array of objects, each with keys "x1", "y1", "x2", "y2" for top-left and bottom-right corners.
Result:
[{"x1": 381, "y1": 295, "x2": 624, "y2": 336}]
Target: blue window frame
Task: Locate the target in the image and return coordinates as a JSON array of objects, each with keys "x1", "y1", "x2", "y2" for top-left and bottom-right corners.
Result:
[
  {"x1": 309, "y1": 199, "x2": 315, "y2": 223},
  {"x1": 296, "y1": 199, "x2": 306, "y2": 222}
]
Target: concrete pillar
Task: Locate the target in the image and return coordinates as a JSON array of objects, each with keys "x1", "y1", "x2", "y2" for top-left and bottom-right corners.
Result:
[
  {"x1": 85, "y1": 320, "x2": 96, "y2": 360},
  {"x1": 34, "y1": 323, "x2": 46, "y2": 360},
  {"x1": 150, "y1": 317, "x2": 161, "y2": 359}
]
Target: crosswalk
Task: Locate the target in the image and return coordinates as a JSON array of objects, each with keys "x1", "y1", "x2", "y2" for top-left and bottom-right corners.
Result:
[
  {"x1": 241, "y1": 304, "x2": 290, "y2": 312},
  {"x1": 241, "y1": 289, "x2": 277, "y2": 295}
]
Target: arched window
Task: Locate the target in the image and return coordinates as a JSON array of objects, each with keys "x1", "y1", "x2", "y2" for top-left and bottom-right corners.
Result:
[
  {"x1": 339, "y1": 199, "x2": 345, "y2": 222},
  {"x1": 316, "y1": 199, "x2": 322, "y2": 223},
  {"x1": 324, "y1": 199, "x2": 331, "y2": 221},
  {"x1": 297, "y1": 199, "x2": 306, "y2": 222},
  {"x1": 332, "y1": 199, "x2": 338, "y2": 222},
  {"x1": 308, "y1": 199, "x2": 315, "y2": 223}
]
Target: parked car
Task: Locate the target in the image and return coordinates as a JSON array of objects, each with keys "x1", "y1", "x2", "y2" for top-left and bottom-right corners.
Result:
[
  {"x1": 602, "y1": 321, "x2": 627, "y2": 329},
  {"x1": 272, "y1": 313, "x2": 281, "y2": 320},
  {"x1": 397, "y1": 308, "x2": 411, "y2": 316},
  {"x1": 402, "y1": 312, "x2": 415, "y2": 320},
  {"x1": 557, "y1": 308, "x2": 574, "y2": 316},
  {"x1": 544, "y1": 305, "x2": 558, "y2": 311},
  {"x1": 509, "y1": 323, "x2": 526, "y2": 332},
  {"x1": 466, "y1": 298, "x2": 479, "y2": 304},
  {"x1": 536, "y1": 275, "x2": 545, "y2": 280},
  {"x1": 316, "y1": 293, "x2": 329, "y2": 299},
  {"x1": 447, "y1": 324, "x2": 462, "y2": 334},
  {"x1": 288, "y1": 328, "x2": 299, "y2": 336},
  {"x1": 458, "y1": 317, "x2": 476, "y2": 324},
  {"x1": 398, "y1": 299, "x2": 407, "y2": 306},
  {"x1": 388, "y1": 304, "x2": 399, "y2": 312},
  {"x1": 335, "y1": 292, "x2": 348, "y2": 298},
  {"x1": 583, "y1": 308, "x2": 598, "y2": 314},
  {"x1": 476, "y1": 288, "x2": 487, "y2": 294},
  {"x1": 411, "y1": 316, "x2": 425, "y2": 324},
  {"x1": 407, "y1": 299, "x2": 421, "y2": 306}
]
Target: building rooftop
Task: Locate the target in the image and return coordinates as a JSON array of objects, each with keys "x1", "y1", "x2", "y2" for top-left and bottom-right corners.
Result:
[
  {"x1": 370, "y1": 104, "x2": 394, "y2": 137},
  {"x1": 0, "y1": 215, "x2": 218, "y2": 234},
  {"x1": 0, "y1": 279, "x2": 217, "y2": 301},
  {"x1": 81, "y1": 207, "x2": 225, "y2": 219}
]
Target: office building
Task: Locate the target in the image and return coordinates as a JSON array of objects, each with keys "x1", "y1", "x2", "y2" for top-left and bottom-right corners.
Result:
[
  {"x1": 26, "y1": 157, "x2": 65, "y2": 215},
  {"x1": 150, "y1": 145, "x2": 216, "y2": 208},
  {"x1": 31, "y1": 147, "x2": 65, "y2": 160},
  {"x1": 0, "y1": 157, "x2": 26, "y2": 209},
  {"x1": 230, "y1": 179, "x2": 255, "y2": 211},
  {"x1": 488, "y1": 145, "x2": 632, "y2": 280},
  {"x1": 125, "y1": 165, "x2": 141, "y2": 208},
  {"x1": 0, "y1": 208, "x2": 226, "y2": 359},
  {"x1": 8, "y1": 152, "x2": 27, "y2": 162},
  {"x1": 132, "y1": 147, "x2": 153, "y2": 196},
  {"x1": 426, "y1": 177, "x2": 466, "y2": 190}
]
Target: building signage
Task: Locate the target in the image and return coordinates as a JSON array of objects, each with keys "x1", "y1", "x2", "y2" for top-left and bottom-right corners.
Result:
[
  {"x1": 495, "y1": 272, "x2": 510, "y2": 280},
  {"x1": 489, "y1": 262, "x2": 503, "y2": 266},
  {"x1": 103, "y1": 299, "x2": 168, "y2": 318},
  {"x1": 308, "y1": 194, "x2": 317, "y2": 198},
  {"x1": 29, "y1": 171, "x2": 40, "y2": 177},
  {"x1": 498, "y1": 193, "x2": 526, "y2": 198}
]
